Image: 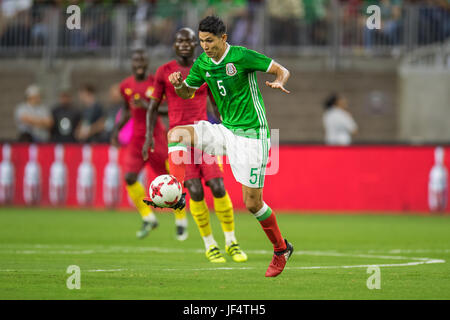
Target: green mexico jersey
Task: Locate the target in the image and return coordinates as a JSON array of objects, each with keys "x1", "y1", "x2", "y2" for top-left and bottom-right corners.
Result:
[{"x1": 184, "y1": 44, "x2": 273, "y2": 138}]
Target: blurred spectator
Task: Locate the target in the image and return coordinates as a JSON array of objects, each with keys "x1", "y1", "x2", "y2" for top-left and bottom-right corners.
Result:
[
  {"x1": 203, "y1": 0, "x2": 248, "y2": 42},
  {"x1": 230, "y1": 0, "x2": 264, "y2": 48},
  {"x1": 132, "y1": 0, "x2": 157, "y2": 48},
  {"x1": 0, "y1": 0, "x2": 32, "y2": 18},
  {"x1": 98, "y1": 83, "x2": 124, "y2": 143},
  {"x1": 267, "y1": 0, "x2": 304, "y2": 46},
  {"x1": 362, "y1": 0, "x2": 403, "y2": 50},
  {"x1": 0, "y1": 8, "x2": 32, "y2": 47},
  {"x1": 84, "y1": 4, "x2": 113, "y2": 48},
  {"x1": 303, "y1": 0, "x2": 330, "y2": 46},
  {"x1": 14, "y1": 84, "x2": 52, "y2": 142},
  {"x1": 29, "y1": 1, "x2": 53, "y2": 47},
  {"x1": 148, "y1": 0, "x2": 181, "y2": 48},
  {"x1": 58, "y1": 0, "x2": 114, "y2": 49},
  {"x1": 341, "y1": 0, "x2": 364, "y2": 46},
  {"x1": 322, "y1": 93, "x2": 358, "y2": 145},
  {"x1": 76, "y1": 83, "x2": 104, "y2": 143},
  {"x1": 50, "y1": 90, "x2": 81, "y2": 143},
  {"x1": 417, "y1": 0, "x2": 450, "y2": 45}
]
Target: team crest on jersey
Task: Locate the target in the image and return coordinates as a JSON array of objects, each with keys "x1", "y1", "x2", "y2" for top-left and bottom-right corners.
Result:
[
  {"x1": 145, "y1": 87, "x2": 154, "y2": 98},
  {"x1": 124, "y1": 88, "x2": 132, "y2": 96},
  {"x1": 226, "y1": 63, "x2": 237, "y2": 76}
]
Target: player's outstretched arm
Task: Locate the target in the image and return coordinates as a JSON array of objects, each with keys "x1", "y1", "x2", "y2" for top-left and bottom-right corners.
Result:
[
  {"x1": 265, "y1": 61, "x2": 291, "y2": 94},
  {"x1": 168, "y1": 71, "x2": 196, "y2": 100},
  {"x1": 143, "y1": 98, "x2": 161, "y2": 160}
]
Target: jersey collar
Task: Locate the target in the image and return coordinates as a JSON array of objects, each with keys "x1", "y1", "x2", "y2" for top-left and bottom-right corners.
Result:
[{"x1": 211, "y1": 43, "x2": 230, "y2": 65}]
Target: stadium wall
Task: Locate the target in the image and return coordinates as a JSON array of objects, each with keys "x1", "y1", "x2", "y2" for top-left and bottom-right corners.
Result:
[
  {"x1": 0, "y1": 59, "x2": 398, "y2": 143},
  {"x1": 1, "y1": 143, "x2": 448, "y2": 214},
  {"x1": 398, "y1": 69, "x2": 450, "y2": 144}
]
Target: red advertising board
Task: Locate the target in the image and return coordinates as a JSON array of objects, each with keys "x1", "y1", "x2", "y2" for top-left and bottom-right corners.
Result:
[{"x1": 0, "y1": 143, "x2": 448, "y2": 213}]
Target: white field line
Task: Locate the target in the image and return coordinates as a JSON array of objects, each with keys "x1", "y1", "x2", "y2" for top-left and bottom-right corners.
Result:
[
  {"x1": 369, "y1": 249, "x2": 450, "y2": 254},
  {"x1": 0, "y1": 244, "x2": 446, "y2": 272},
  {"x1": 0, "y1": 269, "x2": 127, "y2": 272},
  {"x1": 162, "y1": 259, "x2": 446, "y2": 272},
  {"x1": 0, "y1": 246, "x2": 444, "y2": 262},
  {"x1": 86, "y1": 269, "x2": 126, "y2": 272},
  {"x1": 4, "y1": 244, "x2": 450, "y2": 254}
]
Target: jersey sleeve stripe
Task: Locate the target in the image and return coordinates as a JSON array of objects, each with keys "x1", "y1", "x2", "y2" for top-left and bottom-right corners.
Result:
[
  {"x1": 248, "y1": 72, "x2": 269, "y2": 187},
  {"x1": 248, "y1": 73, "x2": 264, "y2": 130},
  {"x1": 265, "y1": 60, "x2": 274, "y2": 73},
  {"x1": 248, "y1": 72, "x2": 269, "y2": 135},
  {"x1": 183, "y1": 79, "x2": 200, "y2": 90}
]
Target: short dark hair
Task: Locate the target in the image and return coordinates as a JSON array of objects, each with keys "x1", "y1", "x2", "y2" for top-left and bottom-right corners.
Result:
[
  {"x1": 324, "y1": 93, "x2": 338, "y2": 110},
  {"x1": 199, "y1": 15, "x2": 226, "y2": 36}
]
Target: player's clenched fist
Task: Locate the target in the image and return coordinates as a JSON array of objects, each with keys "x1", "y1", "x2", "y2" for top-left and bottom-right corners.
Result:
[{"x1": 168, "y1": 71, "x2": 184, "y2": 88}]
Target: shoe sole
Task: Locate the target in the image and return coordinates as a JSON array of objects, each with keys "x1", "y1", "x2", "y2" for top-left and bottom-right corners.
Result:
[
  {"x1": 227, "y1": 251, "x2": 248, "y2": 262},
  {"x1": 209, "y1": 259, "x2": 226, "y2": 263},
  {"x1": 231, "y1": 256, "x2": 248, "y2": 262}
]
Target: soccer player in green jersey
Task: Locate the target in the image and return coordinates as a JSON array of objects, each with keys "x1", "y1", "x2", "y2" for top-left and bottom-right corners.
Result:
[{"x1": 151, "y1": 16, "x2": 293, "y2": 277}]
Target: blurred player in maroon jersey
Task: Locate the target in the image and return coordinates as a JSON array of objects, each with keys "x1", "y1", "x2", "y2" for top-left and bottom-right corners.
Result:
[
  {"x1": 144, "y1": 28, "x2": 247, "y2": 263},
  {"x1": 111, "y1": 49, "x2": 188, "y2": 240}
]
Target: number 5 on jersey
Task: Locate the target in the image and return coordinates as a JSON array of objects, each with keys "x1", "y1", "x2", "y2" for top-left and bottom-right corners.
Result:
[{"x1": 217, "y1": 80, "x2": 226, "y2": 96}]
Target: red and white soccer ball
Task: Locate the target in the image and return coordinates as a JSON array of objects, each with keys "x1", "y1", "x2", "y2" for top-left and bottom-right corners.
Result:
[{"x1": 149, "y1": 174, "x2": 182, "y2": 208}]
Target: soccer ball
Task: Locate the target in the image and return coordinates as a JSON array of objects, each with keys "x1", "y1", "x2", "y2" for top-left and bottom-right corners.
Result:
[{"x1": 148, "y1": 174, "x2": 182, "y2": 208}]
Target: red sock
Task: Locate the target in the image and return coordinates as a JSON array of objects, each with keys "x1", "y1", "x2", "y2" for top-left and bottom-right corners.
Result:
[
  {"x1": 258, "y1": 211, "x2": 287, "y2": 252},
  {"x1": 168, "y1": 144, "x2": 188, "y2": 185}
]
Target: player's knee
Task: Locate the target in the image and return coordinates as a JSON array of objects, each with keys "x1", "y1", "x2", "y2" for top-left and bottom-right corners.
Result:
[
  {"x1": 167, "y1": 126, "x2": 193, "y2": 145},
  {"x1": 168, "y1": 127, "x2": 184, "y2": 144},
  {"x1": 185, "y1": 179, "x2": 204, "y2": 201},
  {"x1": 124, "y1": 173, "x2": 138, "y2": 185},
  {"x1": 207, "y1": 178, "x2": 226, "y2": 198}
]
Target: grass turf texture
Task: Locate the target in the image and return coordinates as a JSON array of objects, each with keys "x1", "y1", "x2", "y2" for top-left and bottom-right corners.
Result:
[{"x1": 0, "y1": 208, "x2": 449, "y2": 300}]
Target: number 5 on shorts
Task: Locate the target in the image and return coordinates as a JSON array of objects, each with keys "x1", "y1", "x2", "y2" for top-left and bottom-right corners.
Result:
[{"x1": 249, "y1": 167, "x2": 258, "y2": 185}]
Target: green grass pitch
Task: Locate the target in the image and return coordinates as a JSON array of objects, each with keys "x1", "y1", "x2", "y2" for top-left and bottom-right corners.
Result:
[{"x1": 0, "y1": 208, "x2": 449, "y2": 300}]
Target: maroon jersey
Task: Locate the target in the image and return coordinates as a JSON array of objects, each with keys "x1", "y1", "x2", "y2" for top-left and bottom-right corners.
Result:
[
  {"x1": 151, "y1": 60, "x2": 209, "y2": 129},
  {"x1": 119, "y1": 74, "x2": 165, "y2": 140}
]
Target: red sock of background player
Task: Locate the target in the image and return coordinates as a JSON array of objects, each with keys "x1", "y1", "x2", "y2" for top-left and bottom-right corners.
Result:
[
  {"x1": 168, "y1": 143, "x2": 188, "y2": 186},
  {"x1": 254, "y1": 203, "x2": 287, "y2": 252}
]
